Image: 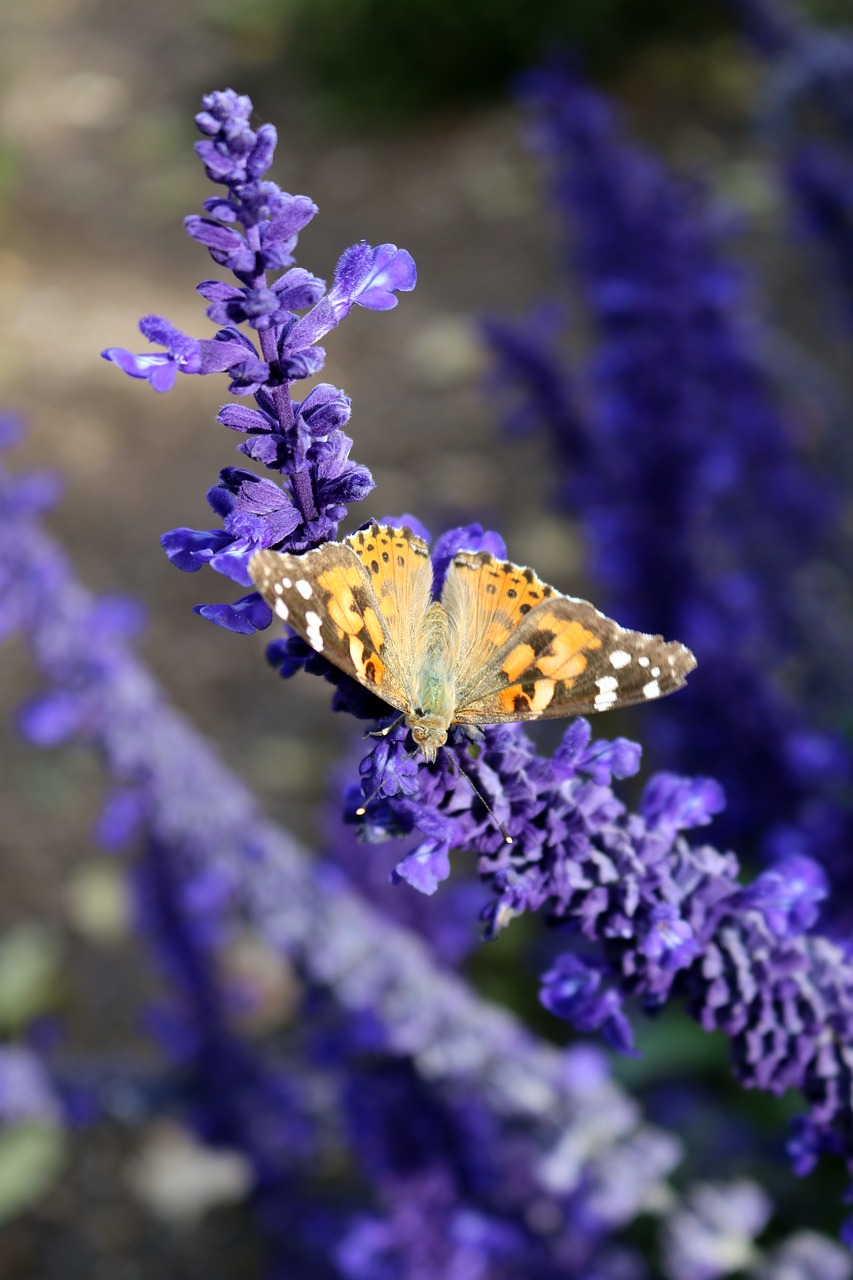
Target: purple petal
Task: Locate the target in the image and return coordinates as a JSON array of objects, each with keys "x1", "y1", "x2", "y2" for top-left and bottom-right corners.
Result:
[
  {"x1": 161, "y1": 527, "x2": 231, "y2": 572},
  {"x1": 392, "y1": 839, "x2": 451, "y2": 895},
  {"x1": 193, "y1": 592, "x2": 273, "y2": 635},
  {"x1": 330, "y1": 242, "x2": 417, "y2": 313},
  {"x1": 101, "y1": 348, "x2": 178, "y2": 392}
]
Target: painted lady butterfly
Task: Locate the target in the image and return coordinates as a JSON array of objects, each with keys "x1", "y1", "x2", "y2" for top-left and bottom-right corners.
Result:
[{"x1": 249, "y1": 522, "x2": 696, "y2": 762}]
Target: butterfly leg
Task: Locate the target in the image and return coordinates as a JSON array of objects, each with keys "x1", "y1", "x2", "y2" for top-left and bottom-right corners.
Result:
[{"x1": 364, "y1": 713, "x2": 406, "y2": 740}]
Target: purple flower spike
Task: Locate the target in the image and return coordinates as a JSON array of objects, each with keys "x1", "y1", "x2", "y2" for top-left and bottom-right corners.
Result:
[{"x1": 104, "y1": 89, "x2": 415, "y2": 624}]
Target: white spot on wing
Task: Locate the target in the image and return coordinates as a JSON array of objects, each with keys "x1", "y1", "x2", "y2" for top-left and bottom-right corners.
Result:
[
  {"x1": 651, "y1": 666, "x2": 660, "y2": 678},
  {"x1": 643, "y1": 679, "x2": 661, "y2": 699},
  {"x1": 282, "y1": 577, "x2": 292, "y2": 589},
  {"x1": 296, "y1": 579, "x2": 312, "y2": 599},
  {"x1": 594, "y1": 674, "x2": 619, "y2": 711},
  {"x1": 638, "y1": 656, "x2": 650, "y2": 667},
  {"x1": 274, "y1": 582, "x2": 283, "y2": 594},
  {"x1": 305, "y1": 610, "x2": 324, "y2": 651},
  {"x1": 274, "y1": 599, "x2": 289, "y2": 621},
  {"x1": 609, "y1": 650, "x2": 631, "y2": 669}
]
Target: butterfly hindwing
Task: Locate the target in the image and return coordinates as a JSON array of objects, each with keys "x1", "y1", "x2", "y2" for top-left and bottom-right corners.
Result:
[{"x1": 342, "y1": 522, "x2": 434, "y2": 682}]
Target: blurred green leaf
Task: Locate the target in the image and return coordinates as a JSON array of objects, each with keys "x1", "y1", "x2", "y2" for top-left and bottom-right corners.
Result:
[
  {"x1": 0, "y1": 1125, "x2": 66, "y2": 1224},
  {"x1": 0, "y1": 924, "x2": 63, "y2": 1033}
]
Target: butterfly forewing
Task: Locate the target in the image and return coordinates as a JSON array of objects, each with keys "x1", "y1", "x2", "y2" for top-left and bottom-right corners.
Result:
[
  {"x1": 342, "y1": 523, "x2": 434, "y2": 681},
  {"x1": 441, "y1": 548, "x2": 559, "y2": 701},
  {"x1": 249, "y1": 523, "x2": 434, "y2": 714},
  {"x1": 442, "y1": 551, "x2": 695, "y2": 724}
]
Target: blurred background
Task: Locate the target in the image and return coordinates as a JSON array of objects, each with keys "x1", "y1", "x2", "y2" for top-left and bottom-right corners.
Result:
[{"x1": 2, "y1": 0, "x2": 853, "y2": 1275}]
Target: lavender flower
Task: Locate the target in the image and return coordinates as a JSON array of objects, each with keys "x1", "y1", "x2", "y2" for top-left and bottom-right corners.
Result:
[
  {"x1": 342, "y1": 525, "x2": 853, "y2": 1202},
  {"x1": 103, "y1": 89, "x2": 415, "y2": 632},
  {"x1": 757, "y1": 1231, "x2": 853, "y2": 1280}
]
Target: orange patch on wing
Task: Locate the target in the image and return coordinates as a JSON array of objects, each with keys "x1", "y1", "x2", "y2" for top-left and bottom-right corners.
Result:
[
  {"x1": 534, "y1": 619, "x2": 601, "y2": 678},
  {"x1": 498, "y1": 686, "x2": 529, "y2": 714},
  {"x1": 501, "y1": 642, "x2": 536, "y2": 683},
  {"x1": 317, "y1": 569, "x2": 363, "y2": 634},
  {"x1": 362, "y1": 606, "x2": 385, "y2": 652},
  {"x1": 362, "y1": 653, "x2": 385, "y2": 685}
]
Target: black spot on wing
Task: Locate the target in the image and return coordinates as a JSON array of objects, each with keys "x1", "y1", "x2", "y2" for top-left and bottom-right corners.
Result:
[{"x1": 525, "y1": 627, "x2": 557, "y2": 655}]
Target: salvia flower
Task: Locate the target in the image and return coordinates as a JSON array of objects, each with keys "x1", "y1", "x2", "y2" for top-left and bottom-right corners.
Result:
[{"x1": 103, "y1": 89, "x2": 415, "y2": 633}]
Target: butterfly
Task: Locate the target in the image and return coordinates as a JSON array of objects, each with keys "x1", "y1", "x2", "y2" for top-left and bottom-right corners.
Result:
[{"x1": 249, "y1": 522, "x2": 696, "y2": 763}]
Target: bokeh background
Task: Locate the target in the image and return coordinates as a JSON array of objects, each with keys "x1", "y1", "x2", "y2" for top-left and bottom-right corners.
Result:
[{"x1": 2, "y1": 0, "x2": 853, "y2": 1275}]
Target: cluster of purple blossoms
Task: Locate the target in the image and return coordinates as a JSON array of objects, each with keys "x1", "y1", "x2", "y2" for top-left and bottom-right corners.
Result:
[
  {"x1": 104, "y1": 89, "x2": 415, "y2": 634},
  {"x1": 482, "y1": 60, "x2": 853, "y2": 932}
]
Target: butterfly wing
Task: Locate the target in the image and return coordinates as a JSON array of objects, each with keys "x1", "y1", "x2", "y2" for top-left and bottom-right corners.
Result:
[
  {"x1": 249, "y1": 522, "x2": 434, "y2": 712},
  {"x1": 441, "y1": 549, "x2": 695, "y2": 723}
]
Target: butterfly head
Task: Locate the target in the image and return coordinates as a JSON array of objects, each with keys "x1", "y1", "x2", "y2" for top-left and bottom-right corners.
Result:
[{"x1": 407, "y1": 708, "x2": 450, "y2": 763}]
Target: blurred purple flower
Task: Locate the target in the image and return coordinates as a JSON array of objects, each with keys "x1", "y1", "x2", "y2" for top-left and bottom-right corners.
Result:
[{"x1": 484, "y1": 60, "x2": 853, "y2": 930}]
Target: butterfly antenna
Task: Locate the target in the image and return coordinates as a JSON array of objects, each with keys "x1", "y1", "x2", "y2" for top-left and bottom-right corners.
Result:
[
  {"x1": 354, "y1": 772, "x2": 388, "y2": 818},
  {"x1": 447, "y1": 754, "x2": 513, "y2": 846}
]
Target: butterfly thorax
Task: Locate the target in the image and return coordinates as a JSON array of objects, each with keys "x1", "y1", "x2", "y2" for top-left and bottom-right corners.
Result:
[{"x1": 406, "y1": 602, "x2": 456, "y2": 763}]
